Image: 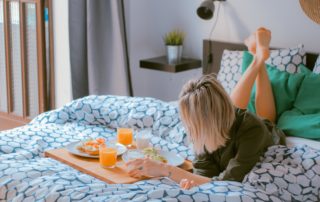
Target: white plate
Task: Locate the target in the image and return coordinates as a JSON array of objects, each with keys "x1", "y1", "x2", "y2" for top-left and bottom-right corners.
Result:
[
  {"x1": 122, "y1": 149, "x2": 185, "y2": 167},
  {"x1": 66, "y1": 141, "x2": 127, "y2": 159}
]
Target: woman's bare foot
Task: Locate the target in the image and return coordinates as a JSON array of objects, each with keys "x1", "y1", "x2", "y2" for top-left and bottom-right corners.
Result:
[
  {"x1": 255, "y1": 27, "x2": 271, "y2": 62},
  {"x1": 244, "y1": 33, "x2": 256, "y2": 55}
]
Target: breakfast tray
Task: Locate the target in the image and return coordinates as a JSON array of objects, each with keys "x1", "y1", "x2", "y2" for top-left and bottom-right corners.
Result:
[{"x1": 44, "y1": 148, "x2": 193, "y2": 184}]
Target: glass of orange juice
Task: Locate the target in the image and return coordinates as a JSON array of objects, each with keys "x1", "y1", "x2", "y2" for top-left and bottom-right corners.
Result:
[
  {"x1": 117, "y1": 128, "x2": 133, "y2": 147},
  {"x1": 99, "y1": 144, "x2": 117, "y2": 168}
]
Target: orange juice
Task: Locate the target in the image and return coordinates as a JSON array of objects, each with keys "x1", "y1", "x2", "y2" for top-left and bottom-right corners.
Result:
[
  {"x1": 99, "y1": 145, "x2": 117, "y2": 168},
  {"x1": 117, "y1": 128, "x2": 133, "y2": 146}
]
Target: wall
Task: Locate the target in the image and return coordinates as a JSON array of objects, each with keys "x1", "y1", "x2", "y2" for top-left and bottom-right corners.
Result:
[
  {"x1": 126, "y1": 0, "x2": 320, "y2": 102},
  {"x1": 52, "y1": 0, "x2": 72, "y2": 108},
  {"x1": 53, "y1": 0, "x2": 320, "y2": 107}
]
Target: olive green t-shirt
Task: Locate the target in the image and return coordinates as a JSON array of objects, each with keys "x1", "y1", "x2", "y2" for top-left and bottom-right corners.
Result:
[{"x1": 192, "y1": 108, "x2": 285, "y2": 182}]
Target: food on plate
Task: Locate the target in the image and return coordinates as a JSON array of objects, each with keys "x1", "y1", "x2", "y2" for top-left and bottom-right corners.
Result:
[
  {"x1": 77, "y1": 138, "x2": 105, "y2": 155},
  {"x1": 143, "y1": 147, "x2": 167, "y2": 163}
]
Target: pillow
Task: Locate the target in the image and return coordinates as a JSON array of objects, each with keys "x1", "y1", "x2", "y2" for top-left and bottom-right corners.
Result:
[
  {"x1": 265, "y1": 44, "x2": 306, "y2": 73},
  {"x1": 217, "y1": 50, "x2": 243, "y2": 94},
  {"x1": 277, "y1": 64, "x2": 320, "y2": 139},
  {"x1": 217, "y1": 45, "x2": 306, "y2": 94},
  {"x1": 299, "y1": 63, "x2": 312, "y2": 74},
  {"x1": 313, "y1": 55, "x2": 320, "y2": 74},
  {"x1": 293, "y1": 65, "x2": 320, "y2": 114},
  {"x1": 277, "y1": 109, "x2": 320, "y2": 139},
  {"x1": 242, "y1": 51, "x2": 307, "y2": 119}
]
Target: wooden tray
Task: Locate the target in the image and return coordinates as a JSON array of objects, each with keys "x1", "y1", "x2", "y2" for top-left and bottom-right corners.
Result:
[{"x1": 45, "y1": 148, "x2": 193, "y2": 184}]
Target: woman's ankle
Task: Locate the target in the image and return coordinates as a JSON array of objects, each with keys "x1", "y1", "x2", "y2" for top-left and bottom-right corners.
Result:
[
  {"x1": 252, "y1": 56, "x2": 267, "y2": 67},
  {"x1": 256, "y1": 47, "x2": 270, "y2": 62}
]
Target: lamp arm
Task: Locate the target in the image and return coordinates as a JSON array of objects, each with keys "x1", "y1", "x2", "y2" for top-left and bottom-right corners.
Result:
[{"x1": 208, "y1": 1, "x2": 221, "y2": 39}]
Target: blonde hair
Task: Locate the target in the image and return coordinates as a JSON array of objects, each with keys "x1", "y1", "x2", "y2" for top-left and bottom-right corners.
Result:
[{"x1": 179, "y1": 74, "x2": 235, "y2": 155}]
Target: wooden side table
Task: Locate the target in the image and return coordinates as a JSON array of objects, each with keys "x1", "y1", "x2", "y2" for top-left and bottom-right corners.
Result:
[{"x1": 140, "y1": 56, "x2": 202, "y2": 73}]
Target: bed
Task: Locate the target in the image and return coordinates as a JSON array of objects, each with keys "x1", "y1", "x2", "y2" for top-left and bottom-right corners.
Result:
[{"x1": 0, "y1": 40, "x2": 320, "y2": 202}]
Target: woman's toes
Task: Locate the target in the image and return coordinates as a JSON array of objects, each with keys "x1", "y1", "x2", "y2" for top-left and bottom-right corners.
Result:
[{"x1": 257, "y1": 27, "x2": 267, "y2": 32}]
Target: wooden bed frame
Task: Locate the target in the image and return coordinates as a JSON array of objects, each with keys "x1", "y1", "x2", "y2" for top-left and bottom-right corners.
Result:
[{"x1": 203, "y1": 40, "x2": 319, "y2": 74}]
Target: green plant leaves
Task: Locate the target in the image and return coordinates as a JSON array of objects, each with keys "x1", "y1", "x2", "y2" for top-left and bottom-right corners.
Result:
[{"x1": 163, "y1": 30, "x2": 185, "y2": 46}]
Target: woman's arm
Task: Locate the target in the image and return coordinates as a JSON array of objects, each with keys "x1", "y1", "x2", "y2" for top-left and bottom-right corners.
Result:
[
  {"x1": 126, "y1": 158, "x2": 211, "y2": 185},
  {"x1": 163, "y1": 163, "x2": 212, "y2": 185}
]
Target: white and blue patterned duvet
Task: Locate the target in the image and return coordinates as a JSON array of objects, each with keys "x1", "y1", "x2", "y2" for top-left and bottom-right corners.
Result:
[{"x1": 0, "y1": 95, "x2": 319, "y2": 201}]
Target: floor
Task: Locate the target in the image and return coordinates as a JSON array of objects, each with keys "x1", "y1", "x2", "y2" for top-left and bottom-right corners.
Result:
[{"x1": 0, "y1": 116, "x2": 27, "y2": 131}]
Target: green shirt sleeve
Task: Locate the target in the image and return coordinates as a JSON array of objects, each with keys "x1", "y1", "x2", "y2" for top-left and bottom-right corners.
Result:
[
  {"x1": 193, "y1": 152, "x2": 220, "y2": 178},
  {"x1": 220, "y1": 115, "x2": 273, "y2": 182}
]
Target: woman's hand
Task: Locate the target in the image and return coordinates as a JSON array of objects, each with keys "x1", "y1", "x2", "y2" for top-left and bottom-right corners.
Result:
[
  {"x1": 180, "y1": 178, "x2": 196, "y2": 189},
  {"x1": 126, "y1": 158, "x2": 211, "y2": 189},
  {"x1": 126, "y1": 158, "x2": 167, "y2": 178}
]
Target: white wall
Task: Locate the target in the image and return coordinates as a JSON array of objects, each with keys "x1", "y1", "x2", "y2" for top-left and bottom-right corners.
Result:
[
  {"x1": 126, "y1": 0, "x2": 320, "y2": 102},
  {"x1": 53, "y1": 0, "x2": 72, "y2": 108},
  {"x1": 53, "y1": 0, "x2": 320, "y2": 107}
]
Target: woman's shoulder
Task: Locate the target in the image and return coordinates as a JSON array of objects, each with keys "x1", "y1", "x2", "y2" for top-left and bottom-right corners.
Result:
[
  {"x1": 230, "y1": 108, "x2": 274, "y2": 148},
  {"x1": 235, "y1": 108, "x2": 265, "y2": 128}
]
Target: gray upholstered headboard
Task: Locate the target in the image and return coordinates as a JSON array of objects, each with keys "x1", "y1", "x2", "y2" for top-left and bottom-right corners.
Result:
[{"x1": 203, "y1": 40, "x2": 319, "y2": 75}]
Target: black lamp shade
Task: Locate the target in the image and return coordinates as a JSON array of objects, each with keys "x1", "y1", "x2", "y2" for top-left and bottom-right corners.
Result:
[{"x1": 197, "y1": 0, "x2": 215, "y2": 20}]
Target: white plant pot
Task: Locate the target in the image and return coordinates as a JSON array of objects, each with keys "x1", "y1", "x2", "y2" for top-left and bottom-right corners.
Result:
[{"x1": 166, "y1": 45, "x2": 183, "y2": 64}]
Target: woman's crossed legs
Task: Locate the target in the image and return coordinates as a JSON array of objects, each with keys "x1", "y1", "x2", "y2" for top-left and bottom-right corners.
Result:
[{"x1": 230, "y1": 27, "x2": 276, "y2": 123}]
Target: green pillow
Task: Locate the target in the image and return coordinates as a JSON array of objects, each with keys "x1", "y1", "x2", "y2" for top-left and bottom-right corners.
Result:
[
  {"x1": 277, "y1": 108, "x2": 320, "y2": 139},
  {"x1": 299, "y1": 64, "x2": 312, "y2": 74},
  {"x1": 242, "y1": 51, "x2": 306, "y2": 119},
  {"x1": 294, "y1": 65, "x2": 320, "y2": 114}
]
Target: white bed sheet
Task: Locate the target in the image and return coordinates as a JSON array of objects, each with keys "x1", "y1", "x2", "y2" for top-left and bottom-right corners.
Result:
[{"x1": 286, "y1": 136, "x2": 320, "y2": 150}]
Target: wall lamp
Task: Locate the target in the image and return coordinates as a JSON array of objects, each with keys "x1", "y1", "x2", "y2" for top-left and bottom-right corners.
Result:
[
  {"x1": 197, "y1": 0, "x2": 226, "y2": 20},
  {"x1": 197, "y1": 0, "x2": 226, "y2": 72}
]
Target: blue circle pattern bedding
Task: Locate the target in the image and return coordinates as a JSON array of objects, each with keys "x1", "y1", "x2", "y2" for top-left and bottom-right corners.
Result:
[{"x1": 0, "y1": 95, "x2": 319, "y2": 201}]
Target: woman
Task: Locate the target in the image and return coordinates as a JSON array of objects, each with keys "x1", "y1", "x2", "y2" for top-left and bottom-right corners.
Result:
[{"x1": 126, "y1": 28, "x2": 285, "y2": 189}]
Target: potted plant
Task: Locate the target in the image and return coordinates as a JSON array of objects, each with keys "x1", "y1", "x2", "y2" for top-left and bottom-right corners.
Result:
[{"x1": 163, "y1": 29, "x2": 185, "y2": 64}]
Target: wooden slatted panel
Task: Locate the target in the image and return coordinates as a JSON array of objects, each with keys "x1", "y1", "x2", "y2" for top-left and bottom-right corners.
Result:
[
  {"x1": 24, "y1": 2, "x2": 38, "y2": 117},
  {"x1": 19, "y1": 1, "x2": 27, "y2": 117},
  {"x1": 4, "y1": 0, "x2": 44, "y2": 118},
  {"x1": 47, "y1": 0, "x2": 54, "y2": 110},
  {"x1": 8, "y1": 1, "x2": 23, "y2": 116},
  {"x1": 35, "y1": 0, "x2": 46, "y2": 114},
  {"x1": 0, "y1": 0, "x2": 7, "y2": 112},
  {"x1": 0, "y1": 0, "x2": 54, "y2": 131},
  {"x1": 3, "y1": 0, "x2": 12, "y2": 113}
]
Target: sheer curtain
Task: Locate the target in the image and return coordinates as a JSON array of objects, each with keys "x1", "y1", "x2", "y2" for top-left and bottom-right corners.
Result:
[{"x1": 69, "y1": 0, "x2": 132, "y2": 99}]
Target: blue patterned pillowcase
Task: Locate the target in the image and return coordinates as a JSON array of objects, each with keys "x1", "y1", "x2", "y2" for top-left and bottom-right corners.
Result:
[
  {"x1": 313, "y1": 55, "x2": 320, "y2": 74},
  {"x1": 217, "y1": 45, "x2": 306, "y2": 94},
  {"x1": 266, "y1": 44, "x2": 306, "y2": 73},
  {"x1": 217, "y1": 50, "x2": 243, "y2": 94}
]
